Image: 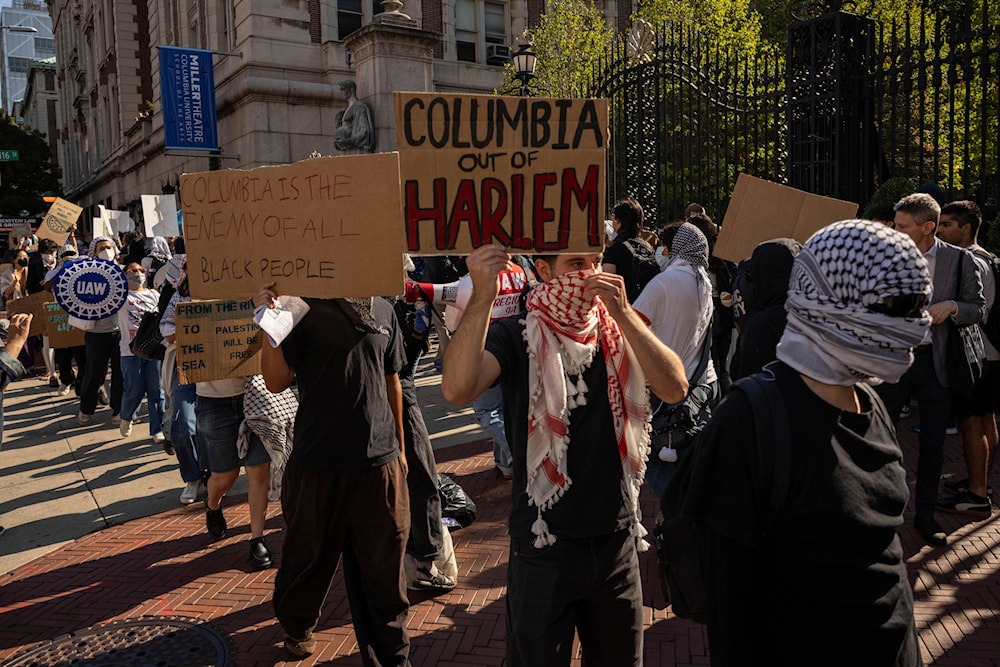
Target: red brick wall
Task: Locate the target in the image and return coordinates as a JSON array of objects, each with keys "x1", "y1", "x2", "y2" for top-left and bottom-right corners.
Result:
[{"x1": 310, "y1": 0, "x2": 321, "y2": 43}]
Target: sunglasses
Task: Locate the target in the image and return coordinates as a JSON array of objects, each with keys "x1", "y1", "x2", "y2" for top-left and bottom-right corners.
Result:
[{"x1": 867, "y1": 293, "x2": 928, "y2": 318}]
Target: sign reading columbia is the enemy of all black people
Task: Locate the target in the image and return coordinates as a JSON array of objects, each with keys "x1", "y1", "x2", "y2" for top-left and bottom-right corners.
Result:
[
  {"x1": 179, "y1": 153, "x2": 405, "y2": 300},
  {"x1": 395, "y1": 92, "x2": 609, "y2": 255}
]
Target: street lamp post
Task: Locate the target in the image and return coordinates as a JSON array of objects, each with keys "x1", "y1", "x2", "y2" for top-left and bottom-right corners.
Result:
[
  {"x1": 512, "y1": 44, "x2": 537, "y2": 97},
  {"x1": 0, "y1": 24, "x2": 39, "y2": 116}
]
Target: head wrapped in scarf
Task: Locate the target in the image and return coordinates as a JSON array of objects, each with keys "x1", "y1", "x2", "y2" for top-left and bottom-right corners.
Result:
[
  {"x1": 775, "y1": 219, "x2": 932, "y2": 386},
  {"x1": 664, "y1": 222, "x2": 709, "y2": 269},
  {"x1": 149, "y1": 236, "x2": 172, "y2": 262},
  {"x1": 88, "y1": 235, "x2": 120, "y2": 258}
]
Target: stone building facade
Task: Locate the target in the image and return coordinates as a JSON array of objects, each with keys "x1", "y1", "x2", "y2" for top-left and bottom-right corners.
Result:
[{"x1": 48, "y1": 0, "x2": 631, "y2": 230}]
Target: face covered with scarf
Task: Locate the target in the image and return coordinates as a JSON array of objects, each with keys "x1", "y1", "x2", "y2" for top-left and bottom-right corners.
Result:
[
  {"x1": 775, "y1": 219, "x2": 932, "y2": 386},
  {"x1": 522, "y1": 256, "x2": 652, "y2": 550}
]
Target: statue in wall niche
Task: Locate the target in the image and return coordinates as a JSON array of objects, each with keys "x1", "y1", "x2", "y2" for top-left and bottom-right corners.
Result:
[{"x1": 334, "y1": 79, "x2": 375, "y2": 154}]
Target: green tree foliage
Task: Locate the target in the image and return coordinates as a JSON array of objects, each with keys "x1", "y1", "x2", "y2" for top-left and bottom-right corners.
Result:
[
  {"x1": 497, "y1": 0, "x2": 613, "y2": 97},
  {"x1": 0, "y1": 111, "x2": 61, "y2": 216},
  {"x1": 637, "y1": 0, "x2": 765, "y2": 54}
]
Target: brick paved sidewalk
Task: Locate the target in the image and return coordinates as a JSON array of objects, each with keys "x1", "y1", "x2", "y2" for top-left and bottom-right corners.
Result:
[{"x1": 2, "y1": 427, "x2": 1000, "y2": 665}]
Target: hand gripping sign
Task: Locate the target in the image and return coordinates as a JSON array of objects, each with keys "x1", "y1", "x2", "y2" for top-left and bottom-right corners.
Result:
[{"x1": 53, "y1": 258, "x2": 129, "y2": 321}]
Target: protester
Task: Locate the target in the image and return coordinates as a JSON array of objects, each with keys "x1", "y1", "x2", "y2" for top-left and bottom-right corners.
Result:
[
  {"x1": 633, "y1": 222, "x2": 718, "y2": 498},
  {"x1": 45, "y1": 245, "x2": 86, "y2": 396},
  {"x1": 141, "y1": 236, "x2": 171, "y2": 288},
  {"x1": 77, "y1": 236, "x2": 124, "y2": 426},
  {"x1": 0, "y1": 312, "x2": 33, "y2": 537},
  {"x1": 730, "y1": 238, "x2": 801, "y2": 379},
  {"x1": 694, "y1": 220, "x2": 927, "y2": 666},
  {"x1": 1, "y1": 249, "x2": 29, "y2": 307},
  {"x1": 602, "y1": 197, "x2": 653, "y2": 297},
  {"x1": 259, "y1": 283, "x2": 411, "y2": 662},
  {"x1": 116, "y1": 262, "x2": 165, "y2": 442},
  {"x1": 158, "y1": 255, "x2": 207, "y2": 504},
  {"x1": 441, "y1": 244, "x2": 687, "y2": 666},
  {"x1": 27, "y1": 239, "x2": 59, "y2": 383},
  {"x1": 197, "y1": 372, "x2": 272, "y2": 568}
]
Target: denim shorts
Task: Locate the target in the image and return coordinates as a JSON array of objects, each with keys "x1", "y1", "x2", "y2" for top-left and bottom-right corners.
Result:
[{"x1": 196, "y1": 394, "x2": 271, "y2": 472}]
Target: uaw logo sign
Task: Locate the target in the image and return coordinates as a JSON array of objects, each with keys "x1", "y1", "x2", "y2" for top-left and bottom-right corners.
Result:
[{"x1": 54, "y1": 258, "x2": 129, "y2": 321}]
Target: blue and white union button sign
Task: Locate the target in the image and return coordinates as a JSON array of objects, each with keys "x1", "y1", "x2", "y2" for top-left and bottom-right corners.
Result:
[{"x1": 54, "y1": 258, "x2": 129, "y2": 321}]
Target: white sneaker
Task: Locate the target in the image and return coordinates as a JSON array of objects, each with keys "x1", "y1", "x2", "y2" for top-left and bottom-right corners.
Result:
[
  {"x1": 180, "y1": 480, "x2": 201, "y2": 505},
  {"x1": 152, "y1": 432, "x2": 165, "y2": 444},
  {"x1": 76, "y1": 411, "x2": 92, "y2": 426},
  {"x1": 119, "y1": 419, "x2": 133, "y2": 437},
  {"x1": 58, "y1": 384, "x2": 72, "y2": 396}
]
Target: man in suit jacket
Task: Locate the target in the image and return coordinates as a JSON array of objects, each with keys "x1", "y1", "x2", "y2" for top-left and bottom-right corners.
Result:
[{"x1": 877, "y1": 193, "x2": 986, "y2": 547}]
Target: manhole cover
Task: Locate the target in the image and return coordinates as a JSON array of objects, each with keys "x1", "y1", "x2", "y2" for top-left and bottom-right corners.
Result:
[{"x1": 2, "y1": 616, "x2": 235, "y2": 667}]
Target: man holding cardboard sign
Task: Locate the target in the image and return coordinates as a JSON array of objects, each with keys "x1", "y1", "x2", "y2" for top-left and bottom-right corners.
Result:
[
  {"x1": 441, "y1": 244, "x2": 687, "y2": 666},
  {"x1": 258, "y1": 283, "x2": 410, "y2": 663}
]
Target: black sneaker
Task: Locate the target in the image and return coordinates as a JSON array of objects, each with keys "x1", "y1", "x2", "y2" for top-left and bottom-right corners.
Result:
[
  {"x1": 205, "y1": 501, "x2": 227, "y2": 540},
  {"x1": 942, "y1": 477, "x2": 994, "y2": 498},
  {"x1": 936, "y1": 491, "x2": 992, "y2": 519},
  {"x1": 914, "y1": 514, "x2": 948, "y2": 546},
  {"x1": 249, "y1": 537, "x2": 272, "y2": 570}
]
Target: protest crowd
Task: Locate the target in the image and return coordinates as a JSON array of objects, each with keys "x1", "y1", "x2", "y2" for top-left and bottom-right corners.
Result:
[{"x1": 1, "y1": 181, "x2": 998, "y2": 667}]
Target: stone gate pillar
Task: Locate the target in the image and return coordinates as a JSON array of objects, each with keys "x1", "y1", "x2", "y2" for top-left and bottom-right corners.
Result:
[{"x1": 343, "y1": 9, "x2": 441, "y2": 153}]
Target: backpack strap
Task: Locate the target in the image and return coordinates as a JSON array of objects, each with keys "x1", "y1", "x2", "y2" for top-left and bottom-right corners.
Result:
[{"x1": 734, "y1": 369, "x2": 793, "y2": 524}]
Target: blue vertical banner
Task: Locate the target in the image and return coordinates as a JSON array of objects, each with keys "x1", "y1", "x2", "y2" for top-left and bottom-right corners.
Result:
[{"x1": 159, "y1": 45, "x2": 219, "y2": 151}]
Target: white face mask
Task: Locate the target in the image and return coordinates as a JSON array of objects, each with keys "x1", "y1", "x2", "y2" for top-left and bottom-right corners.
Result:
[
  {"x1": 97, "y1": 248, "x2": 116, "y2": 262},
  {"x1": 655, "y1": 247, "x2": 671, "y2": 272},
  {"x1": 41, "y1": 253, "x2": 56, "y2": 267}
]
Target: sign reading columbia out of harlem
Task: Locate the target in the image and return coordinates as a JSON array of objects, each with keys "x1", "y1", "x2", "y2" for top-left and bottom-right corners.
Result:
[
  {"x1": 159, "y1": 45, "x2": 219, "y2": 151},
  {"x1": 395, "y1": 92, "x2": 609, "y2": 255}
]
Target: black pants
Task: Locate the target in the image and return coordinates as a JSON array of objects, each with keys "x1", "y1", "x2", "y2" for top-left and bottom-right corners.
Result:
[
  {"x1": 875, "y1": 349, "x2": 951, "y2": 518},
  {"x1": 56, "y1": 346, "x2": 86, "y2": 388},
  {"x1": 274, "y1": 460, "x2": 410, "y2": 667},
  {"x1": 506, "y1": 529, "x2": 643, "y2": 667},
  {"x1": 79, "y1": 331, "x2": 123, "y2": 416},
  {"x1": 400, "y1": 374, "x2": 443, "y2": 561}
]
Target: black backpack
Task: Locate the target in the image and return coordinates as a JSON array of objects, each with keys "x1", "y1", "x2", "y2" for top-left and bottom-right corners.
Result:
[
  {"x1": 654, "y1": 369, "x2": 792, "y2": 623},
  {"x1": 623, "y1": 237, "x2": 661, "y2": 303},
  {"x1": 969, "y1": 246, "x2": 1000, "y2": 350}
]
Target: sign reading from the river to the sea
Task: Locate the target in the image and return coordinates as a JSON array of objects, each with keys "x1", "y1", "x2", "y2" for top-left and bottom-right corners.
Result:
[{"x1": 395, "y1": 92, "x2": 609, "y2": 254}]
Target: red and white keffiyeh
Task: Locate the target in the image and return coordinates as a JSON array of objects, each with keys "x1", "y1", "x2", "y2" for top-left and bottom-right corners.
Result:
[{"x1": 523, "y1": 270, "x2": 652, "y2": 550}]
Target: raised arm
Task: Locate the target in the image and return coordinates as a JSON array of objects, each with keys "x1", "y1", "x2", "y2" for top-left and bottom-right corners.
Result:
[
  {"x1": 254, "y1": 282, "x2": 296, "y2": 393},
  {"x1": 440, "y1": 244, "x2": 506, "y2": 405},
  {"x1": 583, "y1": 272, "x2": 688, "y2": 403}
]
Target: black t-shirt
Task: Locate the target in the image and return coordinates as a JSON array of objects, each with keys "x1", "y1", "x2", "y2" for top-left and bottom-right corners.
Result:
[
  {"x1": 485, "y1": 316, "x2": 632, "y2": 541},
  {"x1": 281, "y1": 297, "x2": 406, "y2": 471},
  {"x1": 699, "y1": 362, "x2": 920, "y2": 666},
  {"x1": 602, "y1": 235, "x2": 636, "y2": 286}
]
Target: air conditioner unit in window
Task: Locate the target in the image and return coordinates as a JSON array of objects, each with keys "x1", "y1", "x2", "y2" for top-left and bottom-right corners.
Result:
[{"x1": 486, "y1": 44, "x2": 511, "y2": 63}]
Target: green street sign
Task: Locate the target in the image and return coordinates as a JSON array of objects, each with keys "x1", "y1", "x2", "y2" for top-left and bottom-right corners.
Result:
[{"x1": 0, "y1": 150, "x2": 20, "y2": 161}]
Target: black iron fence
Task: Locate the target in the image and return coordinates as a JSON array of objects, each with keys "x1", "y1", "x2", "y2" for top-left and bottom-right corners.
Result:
[{"x1": 586, "y1": 3, "x2": 999, "y2": 226}]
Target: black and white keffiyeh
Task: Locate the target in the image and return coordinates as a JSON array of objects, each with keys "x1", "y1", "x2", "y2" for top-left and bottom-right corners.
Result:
[
  {"x1": 237, "y1": 374, "x2": 298, "y2": 501},
  {"x1": 775, "y1": 219, "x2": 932, "y2": 386},
  {"x1": 665, "y1": 222, "x2": 709, "y2": 269}
]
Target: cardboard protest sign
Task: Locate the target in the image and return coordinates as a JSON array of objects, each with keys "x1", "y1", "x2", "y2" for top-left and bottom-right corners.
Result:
[
  {"x1": 179, "y1": 154, "x2": 405, "y2": 300},
  {"x1": 92, "y1": 215, "x2": 115, "y2": 239},
  {"x1": 141, "y1": 194, "x2": 180, "y2": 238},
  {"x1": 174, "y1": 299, "x2": 261, "y2": 384},
  {"x1": 12, "y1": 222, "x2": 31, "y2": 240},
  {"x1": 44, "y1": 302, "x2": 86, "y2": 348},
  {"x1": 395, "y1": 92, "x2": 609, "y2": 255},
  {"x1": 38, "y1": 198, "x2": 83, "y2": 245},
  {"x1": 714, "y1": 174, "x2": 860, "y2": 263},
  {"x1": 7, "y1": 291, "x2": 53, "y2": 336},
  {"x1": 53, "y1": 258, "x2": 129, "y2": 320}
]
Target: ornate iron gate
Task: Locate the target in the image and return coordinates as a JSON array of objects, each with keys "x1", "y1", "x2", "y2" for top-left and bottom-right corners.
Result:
[{"x1": 585, "y1": 22, "x2": 786, "y2": 224}]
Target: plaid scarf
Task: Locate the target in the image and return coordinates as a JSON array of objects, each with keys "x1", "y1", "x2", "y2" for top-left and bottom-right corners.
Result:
[{"x1": 524, "y1": 270, "x2": 652, "y2": 550}]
